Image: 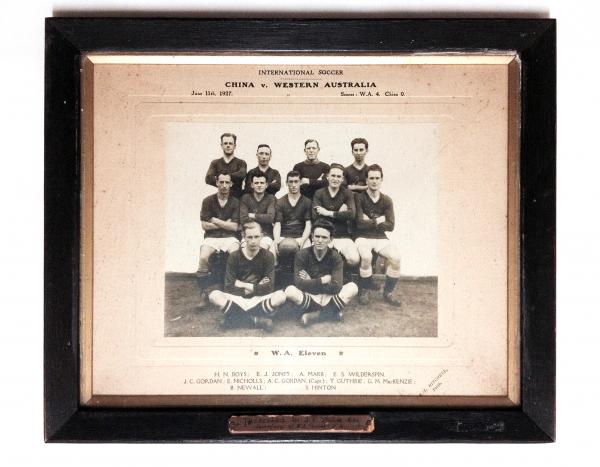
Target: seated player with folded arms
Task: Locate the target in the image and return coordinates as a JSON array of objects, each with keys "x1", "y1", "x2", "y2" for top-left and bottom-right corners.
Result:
[
  {"x1": 285, "y1": 220, "x2": 358, "y2": 327},
  {"x1": 208, "y1": 222, "x2": 286, "y2": 332},
  {"x1": 312, "y1": 163, "x2": 360, "y2": 268},
  {"x1": 239, "y1": 173, "x2": 277, "y2": 255},
  {"x1": 273, "y1": 170, "x2": 312, "y2": 267},
  {"x1": 354, "y1": 164, "x2": 402, "y2": 307},
  {"x1": 197, "y1": 172, "x2": 240, "y2": 291}
]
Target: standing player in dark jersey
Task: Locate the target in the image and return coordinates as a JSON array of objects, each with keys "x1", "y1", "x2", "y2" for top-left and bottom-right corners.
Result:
[
  {"x1": 344, "y1": 138, "x2": 370, "y2": 194},
  {"x1": 273, "y1": 170, "x2": 312, "y2": 267},
  {"x1": 205, "y1": 133, "x2": 247, "y2": 198},
  {"x1": 239, "y1": 173, "x2": 276, "y2": 255},
  {"x1": 293, "y1": 139, "x2": 330, "y2": 200},
  {"x1": 197, "y1": 172, "x2": 241, "y2": 290},
  {"x1": 354, "y1": 164, "x2": 402, "y2": 307},
  {"x1": 285, "y1": 220, "x2": 358, "y2": 326},
  {"x1": 243, "y1": 144, "x2": 281, "y2": 196},
  {"x1": 312, "y1": 163, "x2": 360, "y2": 268},
  {"x1": 208, "y1": 222, "x2": 286, "y2": 332},
  {"x1": 343, "y1": 138, "x2": 370, "y2": 239}
]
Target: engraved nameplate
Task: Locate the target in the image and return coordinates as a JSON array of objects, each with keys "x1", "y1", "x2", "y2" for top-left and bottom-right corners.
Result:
[{"x1": 229, "y1": 414, "x2": 374, "y2": 434}]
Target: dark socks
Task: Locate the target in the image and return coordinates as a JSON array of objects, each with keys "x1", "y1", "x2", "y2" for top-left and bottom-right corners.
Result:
[
  {"x1": 359, "y1": 275, "x2": 379, "y2": 291},
  {"x1": 384, "y1": 276, "x2": 399, "y2": 295},
  {"x1": 320, "y1": 294, "x2": 345, "y2": 320},
  {"x1": 223, "y1": 302, "x2": 254, "y2": 327},
  {"x1": 248, "y1": 297, "x2": 277, "y2": 318},
  {"x1": 195, "y1": 272, "x2": 211, "y2": 290}
]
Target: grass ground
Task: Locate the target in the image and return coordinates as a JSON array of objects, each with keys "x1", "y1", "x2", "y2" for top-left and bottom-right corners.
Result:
[{"x1": 164, "y1": 274, "x2": 437, "y2": 337}]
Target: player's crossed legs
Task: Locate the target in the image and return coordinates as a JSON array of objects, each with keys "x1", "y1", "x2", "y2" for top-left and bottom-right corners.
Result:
[
  {"x1": 208, "y1": 290, "x2": 287, "y2": 332},
  {"x1": 284, "y1": 283, "x2": 359, "y2": 327}
]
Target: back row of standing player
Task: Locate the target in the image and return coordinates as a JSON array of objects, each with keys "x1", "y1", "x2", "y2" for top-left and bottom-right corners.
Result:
[{"x1": 198, "y1": 132, "x2": 401, "y2": 331}]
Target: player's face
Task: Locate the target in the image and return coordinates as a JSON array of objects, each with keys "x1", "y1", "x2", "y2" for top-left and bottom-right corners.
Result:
[
  {"x1": 252, "y1": 176, "x2": 267, "y2": 194},
  {"x1": 256, "y1": 147, "x2": 272, "y2": 167},
  {"x1": 352, "y1": 143, "x2": 368, "y2": 164},
  {"x1": 220, "y1": 136, "x2": 236, "y2": 156},
  {"x1": 244, "y1": 226, "x2": 262, "y2": 251},
  {"x1": 312, "y1": 227, "x2": 331, "y2": 251},
  {"x1": 366, "y1": 170, "x2": 383, "y2": 191},
  {"x1": 327, "y1": 167, "x2": 344, "y2": 188},
  {"x1": 287, "y1": 176, "x2": 301, "y2": 194},
  {"x1": 216, "y1": 174, "x2": 232, "y2": 195},
  {"x1": 304, "y1": 141, "x2": 320, "y2": 161}
]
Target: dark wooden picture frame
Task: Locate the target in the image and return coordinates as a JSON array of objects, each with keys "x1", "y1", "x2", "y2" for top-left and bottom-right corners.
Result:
[{"x1": 45, "y1": 18, "x2": 555, "y2": 442}]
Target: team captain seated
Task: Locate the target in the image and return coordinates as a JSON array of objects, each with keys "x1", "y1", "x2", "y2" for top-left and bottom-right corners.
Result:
[
  {"x1": 208, "y1": 222, "x2": 286, "y2": 332},
  {"x1": 285, "y1": 219, "x2": 358, "y2": 327}
]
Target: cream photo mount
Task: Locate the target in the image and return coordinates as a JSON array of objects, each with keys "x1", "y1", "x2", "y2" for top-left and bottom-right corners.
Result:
[
  {"x1": 45, "y1": 18, "x2": 555, "y2": 443},
  {"x1": 80, "y1": 53, "x2": 519, "y2": 408}
]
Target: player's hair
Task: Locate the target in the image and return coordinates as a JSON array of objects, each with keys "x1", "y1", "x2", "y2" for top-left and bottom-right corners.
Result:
[
  {"x1": 367, "y1": 164, "x2": 383, "y2": 178},
  {"x1": 242, "y1": 221, "x2": 262, "y2": 235},
  {"x1": 304, "y1": 138, "x2": 320, "y2": 149},
  {"x1": 311, "y1": 218, "x2": 334, "y2": 237},
  {"x1": 286, "y1": 170, "x2": 301, "y2": 181},
  {"x1": 215, "y1": 171, "x2": 233, "y2": 182},
  {"x1": 250, "y1": 172, "x2": 268, "y2": 184},
  {"x1": 220, "y1": 132, "x2": 237, "y2": 143},
  {"x1": 350, "y1": 137, "x2": 369, "y2": 150},
  {"x1": 328, "y1": 163, "x2": 345, "y2": 174},
  {"x1": 256, "y1": 144, "x2": 271, "y2": 152}
]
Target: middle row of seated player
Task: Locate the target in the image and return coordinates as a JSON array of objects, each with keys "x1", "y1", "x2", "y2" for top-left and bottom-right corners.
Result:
[
  {"x1": 201, "y1": 165, "x2": 365, "y2": 265},
  {"x1": 198, "y1": 163, "x2": 401, "y2": 308}
]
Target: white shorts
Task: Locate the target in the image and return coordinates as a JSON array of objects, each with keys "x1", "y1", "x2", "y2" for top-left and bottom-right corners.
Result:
[
  {"x1": 355, "y1": 237, "x2": 391, "y2": 255},
  {"x1": 221, "y1": 291, "x2": 278, "y2": 311},
  {"x1": 241, "y1": 236, "x2": 274, "y2": 250},
  {"x1": 305, "y1": 293, "x2": 335, "y2": 307},
  {"x1": 329, "y1": 238, "x2": 357, "y2": 253},
  {"x1": 202, "y1": 237, "x2": 240, "y2": 252}
]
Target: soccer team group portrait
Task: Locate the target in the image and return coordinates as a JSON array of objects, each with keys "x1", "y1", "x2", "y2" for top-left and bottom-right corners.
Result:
[{"x1": 190, "y1": 132, "x2": 404, "y2": 333}]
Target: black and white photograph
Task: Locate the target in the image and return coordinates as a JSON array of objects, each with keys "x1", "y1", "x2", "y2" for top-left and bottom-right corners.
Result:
[{"x1": 164, "y1": 123, "x2": 438, "y2": 337}]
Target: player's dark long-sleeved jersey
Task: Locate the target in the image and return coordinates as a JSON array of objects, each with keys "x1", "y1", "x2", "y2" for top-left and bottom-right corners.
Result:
[
  {"x1": 224, "y1": 248, "x2": 275, "y2": 297},
  {"x1": 205, "y1": 156, "x2": 247, "y2": 198},
  {"x1": 355, "y1": 191, "x2": 395, "y2": 239},
  {"x1": 244, "y1": 166, "x2": 281, "y2": 196},
  {"x1": 343, "y1": 164, "x2": 369, "y2": 191},
  {"x1": 312, "y1": 186, "x2": 356, "y2": 238},
  {"x1": 292, "y1": 160, "x2": 330, "y2": 199},
  {"x1": 200, "y1": 194, "x2": 240, "y2": 238},
  {"x1": 294, "y1": 247, "x2": 343, "y2": 295},
  {"x1": 275, "y1": 195, "x2": 312, "y2": 238},
  {"x1": 239, "y1": 193, "x2": 276, "y2": 237}
]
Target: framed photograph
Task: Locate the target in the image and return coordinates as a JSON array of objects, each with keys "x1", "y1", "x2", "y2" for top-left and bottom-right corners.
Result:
[{"x1": 45, "y1": 18, "x2": 555, "y2": 442}]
